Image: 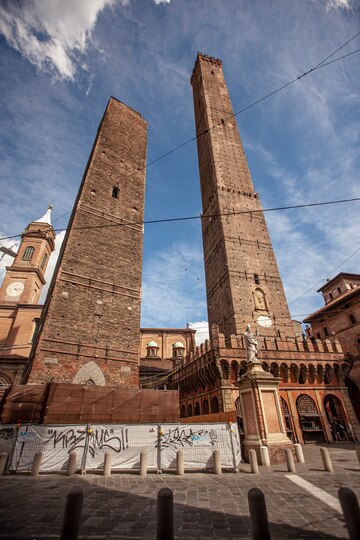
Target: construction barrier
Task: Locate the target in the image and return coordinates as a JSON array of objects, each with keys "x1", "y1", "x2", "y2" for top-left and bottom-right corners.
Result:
[{"x1": 6, "y1": 422, "x2": 241, "y2": 473}]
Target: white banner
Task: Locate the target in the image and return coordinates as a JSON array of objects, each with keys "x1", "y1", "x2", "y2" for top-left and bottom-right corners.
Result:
[
  {"x1": 10, "y1": 424, "x2": 159, "y2": 472},
  {"x1": 159, "y1": 423, "x2": 241, "y2": 470},
  {"x1": 8, "y1": 422, "x2": 241, "y2": 472},
  {"x1": 0, "y1": 425, "x2": 16, "y2": 455}
]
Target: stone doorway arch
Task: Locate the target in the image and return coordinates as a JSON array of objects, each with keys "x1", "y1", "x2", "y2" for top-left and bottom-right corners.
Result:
[
  {"x1": 296, "y1": 394, "x2": 325, "y2": 443},
  {"x1": 73, "y1": 361, "x2": 106, "y2": 386},
  {"x1": 324, "y1": 394, "x2": 350, "y2": 441}
]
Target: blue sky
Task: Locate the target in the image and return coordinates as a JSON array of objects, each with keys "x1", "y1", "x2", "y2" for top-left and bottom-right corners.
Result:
[{"x1": 0, "y1": 0, "x2": 359, "y2": 343}]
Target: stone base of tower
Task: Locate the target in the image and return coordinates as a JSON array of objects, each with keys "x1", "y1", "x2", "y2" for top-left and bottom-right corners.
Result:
[
  {"x1": 238, "y1": 361, "x2": 294, "y2": 464},
  {"x1": 242, "y1": 439, "x2": 294, "y2": 465}
]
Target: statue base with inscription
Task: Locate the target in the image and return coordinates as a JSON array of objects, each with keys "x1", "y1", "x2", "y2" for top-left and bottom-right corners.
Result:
[{"x1": 238, "y1": 359, "x2": 294, "y2": 464}]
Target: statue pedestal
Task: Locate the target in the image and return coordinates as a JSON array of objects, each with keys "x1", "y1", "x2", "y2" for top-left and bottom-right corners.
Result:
[{"x1": 238, "y1": 361, "x2": 293, "y2": 464}]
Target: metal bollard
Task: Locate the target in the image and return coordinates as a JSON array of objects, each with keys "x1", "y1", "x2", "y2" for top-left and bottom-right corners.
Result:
[
  {"x1": 176, "y1": 450, "x2": 184, "y2": 476},
  {"x1": 140, "y1": 450, "x2": 148, "y2": 476},
  {"x1": 103, "y1": 452, "x2": 112, "y2": 477},
  {"x1": 285, "y1": 449, "x2": 296, "y2": 473},
  {"x1": 338, "y1": 487, "x2": 360, "y2": 540},
  {"x1": 248, "y1": 487, "x2": 271, "y2": 540},
  {"x1": 60, "y1": 487, "x2": 83, "y2": 540},
  {"x1": 356, "y1": 447, "x2": 360, "y2": 466},
  {"x1": 249, "y1": 449, "x2": 259, "y2": 474},
  {"x1": 31, "y1": 452, "x2": 43, "y2": 477},
  {"x1": 157, "y1": 487, "x2": 174, "y2": 540},
  {"x1": 294, "y1": 443, "x2": 305, "y2": 464},
  {"x1": 213, "y1": 449, "x2": 222, "y2": 475},
  {"x1": 260, "y1": 445, "x2": 270, "y2": 467},
  {"x1": 320, "y1": 447, "x2": 333, "y2": 472},
  {"x1": 0, "y1": 453, "x2": 8, "y2": 475},
  {"x1": 67, "y1": 452, "x2": 77, "y2": 476}
]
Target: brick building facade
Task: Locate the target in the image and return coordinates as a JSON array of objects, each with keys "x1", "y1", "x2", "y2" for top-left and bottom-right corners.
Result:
[
  {"x1": 304, "y1": 273, "x2": 360, "y2": 420},
  {"x1": 139, "y1": 328, "x2": 196, "y2": 388},
  {"x1": 172, "y1": 53, "x2": 360, "y2": 444},
  {"x1": 0, "y1": 207, "x2": 55, "y2": 389}
]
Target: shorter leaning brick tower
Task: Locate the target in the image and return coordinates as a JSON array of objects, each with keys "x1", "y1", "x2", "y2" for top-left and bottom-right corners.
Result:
[
  {"x1": 172, "y1": 53, "x2": 360, "y2": 446},
  {"x1": 24, "y1": 98, "x2": 148, "y2": 388}
]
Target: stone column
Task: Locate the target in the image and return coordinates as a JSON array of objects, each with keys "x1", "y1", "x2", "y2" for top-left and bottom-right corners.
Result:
[{"x1": 238, "y1": 360, "x2": 294, "y2": 464}]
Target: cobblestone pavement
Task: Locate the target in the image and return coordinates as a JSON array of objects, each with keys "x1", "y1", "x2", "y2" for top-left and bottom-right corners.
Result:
[{"x1": 0, "y1": 443, "x2": 359, "y2": 539}]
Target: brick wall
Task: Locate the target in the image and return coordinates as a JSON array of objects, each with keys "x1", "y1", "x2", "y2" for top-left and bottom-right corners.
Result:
[
  {"x1": 191, "y1": 54, "x2": 295, "y2": 340},
  {"x1": 25, "y1": 98, "x2": 147, "y2": 387}
]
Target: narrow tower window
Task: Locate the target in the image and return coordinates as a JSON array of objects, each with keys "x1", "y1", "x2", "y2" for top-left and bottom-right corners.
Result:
[
  {"x1": 41, "y1": 253, "x2": 48, "y2": 269},
  {"x1": 112, "y1": 186, "x2": 119, "y2": 199},
  {"x1": 254, "y1": 273, "x2": 260, "y2": 285},
  {"x1": 349, "y1": 314, "x2": 357, "y2": 325},
  {"x1": 22, "y1": 246, "x2": 35, "y2": 261}
]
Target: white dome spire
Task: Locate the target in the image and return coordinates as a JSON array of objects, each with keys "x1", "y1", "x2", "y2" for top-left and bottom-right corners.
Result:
[{"x1": 33, "y1": 205, "x2": 53, "y2": 225}]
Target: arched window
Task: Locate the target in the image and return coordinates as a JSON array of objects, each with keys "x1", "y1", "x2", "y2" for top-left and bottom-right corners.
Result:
[
  {"x1": 203, "y1": 399, "x2": 209, "y2": 414},
  {"x1": 211, "y1": 396, "x2": 219, "y2": 413},
  {"x1": 349, "y1": 314, "x2": 357, "y2": 325},
  {"x1": 194, "y1": 402, "x2": 200, "y2": 416},
  {"x1": 180, "y1": 405, "x2": 186, "y2": 418},
  {"x1": 329, "y1": 292, "x2": 333, "y2": 300},
  {"x1": 324, "y1": 326, "x2": 329, "y2": 336},
  {"x1": 296, "y1": 394, "x2": 324, "y2": 442},
  {"x1": 22, "y1": 246, "x2": 35, "y2": 261},
  {"x1": 187, "y1": 404, "x2": 193, "y2": 417},
  {"x1": 41, "y1": 253, "x2": 47, "y2": 269},
  {"x1": 337, "y1": 287, "x2": 341, "y2": 294},
  {"x1": 112, "y1": 186, "x2": 119, "y2": 199},
  {"x1": 31, "y1": 318, "x2": 40, "y2": 343}
]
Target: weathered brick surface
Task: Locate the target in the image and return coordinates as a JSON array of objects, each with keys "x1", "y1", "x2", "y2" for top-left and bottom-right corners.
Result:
[
  {"x1": 191, "y1": 54, "x2": 295, "y2": 340},
  {"x1": 25, "y1": 98, "x2": 147, "y2": 387}
]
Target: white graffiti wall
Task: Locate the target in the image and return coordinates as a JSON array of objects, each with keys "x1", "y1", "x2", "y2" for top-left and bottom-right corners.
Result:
[{"x1": 4, "y1": 423, "x2": 241, "y2": 472}]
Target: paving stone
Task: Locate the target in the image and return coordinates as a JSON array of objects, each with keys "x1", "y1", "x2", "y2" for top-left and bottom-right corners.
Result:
[{"x1": 0, "y1": 443, "x2": 359, "y2": 538}]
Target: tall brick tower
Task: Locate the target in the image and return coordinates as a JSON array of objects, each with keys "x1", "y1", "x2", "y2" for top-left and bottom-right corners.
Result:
[
  {"x1": 191, "y1": 53, "x2": 295, "y2": 340},
  {"x1": 24, "y1": 98, "x2": 147, "y2": 387}
]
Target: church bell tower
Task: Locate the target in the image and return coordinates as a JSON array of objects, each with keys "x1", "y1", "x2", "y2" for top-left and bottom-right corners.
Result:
[
  {"x1": 0, "y1": 206, "x2": 55, "y2": 305},
  {"x1": 191, "y1": 53, "x2": 295, "y2": 340}
]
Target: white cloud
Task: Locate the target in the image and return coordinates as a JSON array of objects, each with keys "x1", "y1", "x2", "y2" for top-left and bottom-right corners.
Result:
[
  {"x1": 0, "y1": 0, "x2": 173, "y2": 81},
  {"x1": 325, "y1": 0, "x2": 354, "y2": 10},
  {"x1": 188, "y1": 321, "x2": 209, "y2": 345},
  {"x1": 0, "y1": 0, "x2": 118, "y2": 80}
]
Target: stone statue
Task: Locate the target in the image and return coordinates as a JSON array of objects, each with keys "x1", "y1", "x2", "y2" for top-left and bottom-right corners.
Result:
[
  {"x1": 244, "y1": 324, "x2": 259, "y2": 363},
  {"x1": 254, "y1": 288, "x2": 267, "y2": 311}
]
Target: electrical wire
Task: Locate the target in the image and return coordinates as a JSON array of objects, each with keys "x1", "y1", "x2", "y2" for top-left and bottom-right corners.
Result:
[
  {"x1": 1, "y1": 195, "x2": 359, "y2": 241},
  {"x1": 49, "y1": 34, "x2": 360, "y2": 226},
  {"x1": 288, "y1": 246, "x2": 360, "y2": 306}
]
